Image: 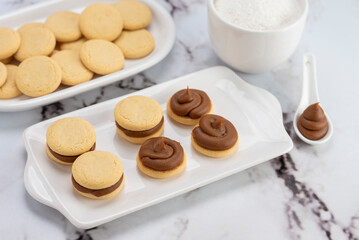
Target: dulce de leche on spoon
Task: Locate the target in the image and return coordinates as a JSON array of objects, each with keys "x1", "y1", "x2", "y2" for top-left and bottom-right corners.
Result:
[{"x1": 297, "y1": 102, "x2": 328, "y2": 140}]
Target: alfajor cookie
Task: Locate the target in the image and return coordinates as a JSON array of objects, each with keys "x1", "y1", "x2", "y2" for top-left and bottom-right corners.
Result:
[
  {"x1": 137, "y1": 137, "x2": 186, "y2": 178},
  {"x1": 191, "y1": 114, "x2": 239, "y2": 158},
  {"x1": 45, "y1": 11, "x2": 82, "y2": 43},
  {"x1": 0, "y1": 62, "x2": 7, "y2": 87},
  {"x1": 114, "y1": 29, "x2": 155, "y2": 59},
  {"x1": 80, "y1": 39, "x2": 124, "y2": 75},
  {"x1": 72, "y1": 151, "x2": 124, "y2": 199},
  {"x1": 16, "y1": 56, "x2": 61, "y2": 97},
  {"x1": 113, "y1": 0, "x2": 152, "y2": 30},
  {"x1": 46, "y1": 117, "x2": 96, "y2": 165},
  {"x1": 167, "y1": 87, "x2": 213, "y2": 125},
  {"x1": 0, "y1": 27, "x2": 21, "y2": 60},
  {"x1": 60, "y1": 37, "x2": 87, "y2": 53},
  {"x1": 79, "y1": 3, "x2": 123, "y2": 41},
  {"x1": 114, "y1": 95, "x2": 164, "y2": 144},
  {"x1": 51, "y1": 50, "x2": 93, "y2": 86},
  {"x1": 0, "y1": 65, "x2": 21, "y2": 99},
  {"x1": 15, "y1": 23, "x2": 56, "y2": 62}
]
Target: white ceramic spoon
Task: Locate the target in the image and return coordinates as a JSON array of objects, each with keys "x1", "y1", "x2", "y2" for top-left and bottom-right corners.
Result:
[{"x1": 293, "y1": 53, "x2": 333, "y2": 145}]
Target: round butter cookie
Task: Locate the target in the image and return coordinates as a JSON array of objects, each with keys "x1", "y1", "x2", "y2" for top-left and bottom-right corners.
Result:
[
  {"x1": 45, "y1": 11, "x2": 82, "y2": 42},
  {"x1": 0, "y1": 62, "x2": 7, "y2": 87},
  {"x1": 16, "y1": 56, "x2": 61, "y2": 97},
  {"x1": 137, "y1": 137, "x2": 186, "y2": 178},
  {"x1": 72, "y1": 151, "x2": 124, "y2": 199},
  {"x1": 46, "y1": 117, "x2": 96, "y2": 165},
  {"x1": 80, "y1": 39, "x2": 124, "y2": 75},
  {"x1": 114, "y1": 95, "x2": 164, "y2": 144},
  {"x1": 0, "y1": 27, "x2": 21, "y2": 60},
  {"x1": 0, "y1": 65, "x2": 21, "y2": 99},
  {"x1": 114, "y1": 29, "x2": 155, "y2": 59},
  {"x1": 191, "y1": 114, "x2": 239, "y2": 158},
  {"x1": 79, "y1": 3, "x2": 123, "y2": 41},
  {"x1": 51, "y1": 50, "x2": 93, "y2": 86},
  {"x1": 15, "y1": 23, "x2": 56, "y2": 62},
  {"x1": 60, "y1": 37, "x2": 87, "y2": 53},
  {"x1": 113, "y1": 0, "x2": 152, "y2": 30}
]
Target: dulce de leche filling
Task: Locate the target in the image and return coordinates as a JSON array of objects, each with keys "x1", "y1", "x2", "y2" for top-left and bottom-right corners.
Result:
[
  {"x1": 47, "y1": 143, "x2": 96, "y2": 163},
  {"x1": 192, "y1": 114, "x2": 238, "y2": 151},
  {"x1": 72, "y1": 174, "x2": 124, "y2": 197},
  {"x1": 297, "y1": 102, "x2": 328, "y2": 140},
  {"x1": 139, "y1": 137, "x2": 184, "y2": 171},
  {"x1": 170, "y1": 87, "x2": 211, "y2": 119},
  {"x1": 116, "y1": 117, "x2": 164, "y2": 138}
]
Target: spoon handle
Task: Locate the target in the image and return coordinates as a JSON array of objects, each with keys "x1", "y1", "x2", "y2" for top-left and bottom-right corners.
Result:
[{"x1": 301, "y1": 53, "x2": 320, "y2": 107}]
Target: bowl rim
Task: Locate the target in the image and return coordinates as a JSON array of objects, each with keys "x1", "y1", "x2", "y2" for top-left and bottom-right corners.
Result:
[{"x1": 208, "y1": 0, "x2": 309, "y2": 34}]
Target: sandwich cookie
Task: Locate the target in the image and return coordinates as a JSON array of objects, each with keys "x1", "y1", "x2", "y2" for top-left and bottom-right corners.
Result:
[
  {"x1": 114, "y1": 29, "x2": 155, "y2": 59},
  {"x1": 16, "y1": 56, "x2": 62, "y2": 97},
  {"x1": 113, "y1": 0, "x2": 152, "y2": 30},
  {"x1": 72, "y1": 151, "x2": 124, "y2": 199},
  {"x1": 46, "y1": 117, "x2": 96, "y2": 165},
  {"x1": 137, "y1": 137, "x2": 186, "y2": 178},
  {"x1": 45, "y1": 11, "x2": 82, "y2": 42},
  {"x1": 80, "y1": 39, "x2": 124, "y2": 75},
  {"x1": 51, "y1": 50, "x2": 93, "y2": 86},
  {"x1": 0, "y1": 27, "x2": 21, "y2": 60},
  {"x1": 0, "y1": 65, "x2": 21, "y2": 99},
  {"x1": 167, "y1": 87, "x2": 213, "y2": 125},
  {"x1": 191, "y1": 114, "x2": 239, "y2": 158},
  {"x1": 79, "y1": 3, "x2": 123, "y2": 41},
  {"x1": 0, "y1": 62, "x2": 7, "y2": 87},
  {"x1": 114, "y1": 95, "x2": 164, "y2": 144},
  {"x1": 15, "y1": 23, "x2": 56, "y2": 62}
]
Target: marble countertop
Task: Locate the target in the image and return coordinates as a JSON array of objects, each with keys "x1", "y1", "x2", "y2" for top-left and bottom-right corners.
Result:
[{"x1": 1, "y1": 0, "x2": 359, "y2": 239}]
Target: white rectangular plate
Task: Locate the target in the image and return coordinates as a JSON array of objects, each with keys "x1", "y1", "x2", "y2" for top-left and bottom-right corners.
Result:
[
  {"x1": 0, "y1": 0, "x2": 175, "y2": 112},
  {"x1": 23, "y1": 66, "x2": 293, "y2": 229}
]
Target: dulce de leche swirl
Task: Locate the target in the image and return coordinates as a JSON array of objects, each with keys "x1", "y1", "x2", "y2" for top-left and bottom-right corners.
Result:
[
  {"x1": 297, "y1": 102, "x2": 328, "y2": 140},
  {"x1": 139, "y1": 137, "x2": 184, "y2": 171},
  {"x1": 170, "y1": 87, "x2": 211, "y2": 119},
  {"x1": 192, "y1": 114, "x2": 238, "y2": 150}
]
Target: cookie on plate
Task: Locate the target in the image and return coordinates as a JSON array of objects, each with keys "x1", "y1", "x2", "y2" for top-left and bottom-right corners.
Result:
[
  {"x1": 191, "y1": 114, "x2": 239, "y2": 158},
  {"x1": 16, "y1": 56, "x2": 61, "y2": 97},
  {"x1": 0, "y1": 27, "x2": 21, "y2": 60},
  {"x1": 167, "y1": 87, "x2": 213, "y2": 125},
  {"x1": 46, "y1": 117, "x2": 96, "y2": 165},
  {"x1": 137, "y1": 137, "x2": 186, "y2": 178},
  {"x1": 79, "y1": 3, "x2": 123, "y2": 41},
  {"x1": 0, "y1": 65, "x2": 21, "y2": 99},
  {"x1": 45, "y1": 11, "x2": 82, "y2": 42},
  {"x1": 60, "y1": 37, "x2": 87, "y2": 53},
  {"x1": 113, "y1": 0, "x2": 152, "y2": 30},
  {"x1": 114, "y1": 95, "x2": 164, "y2": 144},
  {"x1": 51, "y1": 50, "x2": 93, "y2": 86},
  {"x1": 72, "y1": 151, "x2": 124, "y2": 199},
  {"x1": 114, "y1": 29, "x2": 155, "y2": 59},
  {"x1": 0, "y1": 62, "x2": 7, "y2": 87},
  {"x1": 15, "y1": 23, "x2": 56, "y2": 62},
  {"x1": 80, "y1": 39, "x2": 124, "y2": 75}
]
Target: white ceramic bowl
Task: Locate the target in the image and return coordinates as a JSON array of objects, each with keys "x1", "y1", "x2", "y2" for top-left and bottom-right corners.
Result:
[{"x1": 208, "y1": 0, "x2": 308, "y2": 73}]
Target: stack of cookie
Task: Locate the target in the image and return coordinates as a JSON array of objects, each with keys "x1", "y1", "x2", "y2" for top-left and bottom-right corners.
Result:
[{"x1": 0, "y1": 0, "x2": 155, "y2": 99}]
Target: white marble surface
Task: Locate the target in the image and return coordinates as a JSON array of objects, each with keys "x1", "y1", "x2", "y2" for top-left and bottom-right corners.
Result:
[{"x1": 1, "y1": 0, "x2": 359, "y2": 239}]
